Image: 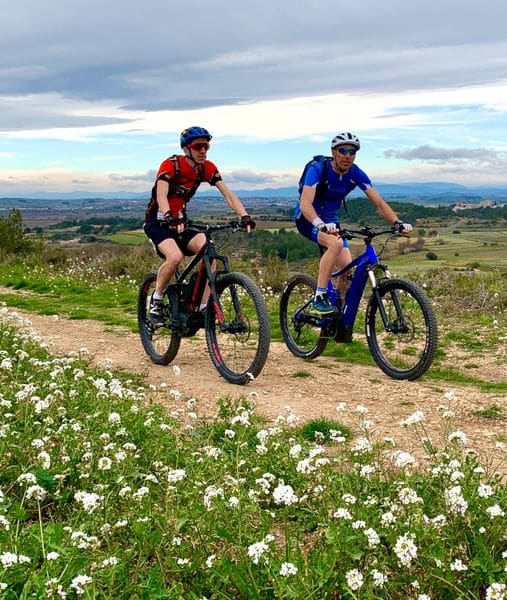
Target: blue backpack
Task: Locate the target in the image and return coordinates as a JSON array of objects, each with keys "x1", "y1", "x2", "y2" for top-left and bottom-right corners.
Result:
[
  {"x1": 298, "y1": 155, "x2": 330, "y2": 199},
  {"x1": 298, "y1": 155, "x2": 348, "y2": 212}
]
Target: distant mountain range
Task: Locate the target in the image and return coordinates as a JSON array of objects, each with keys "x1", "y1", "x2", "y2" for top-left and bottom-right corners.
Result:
[{"x1": 2, "y1": 181, "x2": 507, "y2": 202}]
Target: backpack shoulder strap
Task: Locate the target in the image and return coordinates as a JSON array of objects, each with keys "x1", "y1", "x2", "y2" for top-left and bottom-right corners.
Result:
[{"x1": 156, "y1": 155, "x2": 180, "y2": 188}]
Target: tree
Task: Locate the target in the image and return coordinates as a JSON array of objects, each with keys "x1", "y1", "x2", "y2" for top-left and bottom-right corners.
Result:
[{"x1": 0, "y1": 209, "x2": 38, "y2": 257}]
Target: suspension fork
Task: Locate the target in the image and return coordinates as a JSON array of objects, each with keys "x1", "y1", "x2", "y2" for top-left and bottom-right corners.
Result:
[
  {"x1": 204, "y1": 252, "x2": 243, "y2": 331},
  {"x1": 369, "y1": 267, "x2": 403, "y2": 331}
]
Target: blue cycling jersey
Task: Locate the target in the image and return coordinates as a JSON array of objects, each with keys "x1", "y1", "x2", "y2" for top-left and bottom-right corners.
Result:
[{"x1": 295, "y1": 161, "x2": 372, "y2": 222}]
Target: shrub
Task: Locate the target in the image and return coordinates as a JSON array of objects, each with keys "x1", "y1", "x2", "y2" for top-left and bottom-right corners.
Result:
[
  {"x1": 426, "y1": 252, "x2": 438, "y2": 260},
  {"x1": 0, "y1": 209, "x2": 41, "y2": 258},
  {"x1": 408, "y1": 267, "x2": 506, "y2": 313}
]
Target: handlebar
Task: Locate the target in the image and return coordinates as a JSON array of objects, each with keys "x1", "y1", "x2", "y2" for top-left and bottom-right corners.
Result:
[
  {"x1": 339, "y1": 226, "x2": 407, "y2": 241},
  {"x1": 163, "y1": 217, "x2": 246, "y2": 233}
]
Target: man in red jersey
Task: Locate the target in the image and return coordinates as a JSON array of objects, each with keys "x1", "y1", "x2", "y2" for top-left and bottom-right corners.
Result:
[{"x1": 144, "y1": 126, "x2": 254, "y2": 325}]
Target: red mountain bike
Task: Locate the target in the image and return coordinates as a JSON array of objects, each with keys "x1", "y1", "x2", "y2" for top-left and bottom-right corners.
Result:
[{"x1": 138, "y1": 221, "x2": 270, "y2": 385}]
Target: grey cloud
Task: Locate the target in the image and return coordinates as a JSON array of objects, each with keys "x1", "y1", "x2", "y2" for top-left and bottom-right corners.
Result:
[
  {"x1": 2, "y1": 0, "x2": 507, "y2": 131},
  {"x1": 0, "y1": 0, "x2": 507, "y2": 101},
  {"x1": 384, "y1": 145, "x2": 504, "y2": 162},
  {"x1": 0, "y1": 96, "x2": 133, "y2": 131},
  {"x1": 223, "y1": 169, "x2": 280, "y2": 184},
  {"x1": 109, "y1": 170, "x2": 156, "y2": 182}
]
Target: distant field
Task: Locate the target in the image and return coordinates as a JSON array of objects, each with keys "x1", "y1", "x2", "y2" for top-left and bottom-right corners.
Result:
[
  {"x1": 390, "y1": 227, "x2": 507, "y2": 271},
  {"x1": 101, "y1": 229, "x2": 146, "y2": 244},
  {"x1": 63, "y1": 221, "x2": 507, "y2": 273}
]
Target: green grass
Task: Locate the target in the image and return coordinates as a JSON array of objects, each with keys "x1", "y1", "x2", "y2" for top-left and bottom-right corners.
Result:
[
  {"x1": 291, "y1": 370, "x2": 313, "y2": 378},
  {"x1": 99, "y1": 229, "x2": 145, "y2": 245},
  {"x1": 0, "y1": 249, "x2": 505, "y2": 392},
  {"x1": 299, "y1": 418, "x2": 351, "y2": 443},
  {"x1": 473, "y1": 405, "x2": 505, "y2": 420},
  {"x1": 1, "y1": 312, "x2": 506, "y2": 599},
  {"x1": 387, "y1": 226, "x2": 507, "y2": 271},
  {"x1": 0, "y1": 263, "x2": 138, "y2": 331}
]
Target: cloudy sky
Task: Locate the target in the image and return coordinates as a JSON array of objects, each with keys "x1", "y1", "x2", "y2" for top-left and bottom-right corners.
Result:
[{"x1": 2, "y1": 0, "x2": 507, "y2": 195}]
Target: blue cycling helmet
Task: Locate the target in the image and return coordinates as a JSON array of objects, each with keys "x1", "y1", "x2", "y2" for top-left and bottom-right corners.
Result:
[{"x1": 180, "y1": 126, "x2": 212, "y2": 147}]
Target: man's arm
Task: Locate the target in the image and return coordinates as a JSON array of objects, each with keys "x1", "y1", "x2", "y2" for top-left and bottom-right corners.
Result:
[{"x1": 156, "y1": 179, "x2": 170, "y2": 215}]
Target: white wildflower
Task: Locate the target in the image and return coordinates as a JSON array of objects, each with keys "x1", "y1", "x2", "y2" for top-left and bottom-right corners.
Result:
[
  {"x1": 345, "y1": 568, "x2": 364, "y2": 590},
  {"x1": 108, "y1": 412, "x2": 121, "y2": 425},
  {"x1": 74, "y1": 491, "x2": 103, "y2": 513},
  {"x1": 448, "y1": 430, "x2": 467, "y2": 445},
  {"x1": 486, "y1": 504, "x2": 505, "y2": 519},
  {"x1": 273, "y1": 483, "x2": 298, "y2": 506},
  {"x1": 478, "y1": 483, "x2": 494, "y2": 498},
  {"x1": 402, "y1": 410, "x2": 424, "y2": 426},
  {"x1": 69, "y1": 574, "x2": 93, "y2": 595},
  {"x1": 333, "y1": 508, "x2": 352, "y2": 520},
  {"x1": 398, "y1": 487, "x2": 423, "y2": 505},
  {"x1": 444, "y1": 485, "x2": 468, "y2": 516},
  {"x1": 364, "y1": 528, "x2": 380, "y2": 548},
  {"x1": 280, "y1": 562, "x2": 298, "y2": 576},
  {"x1": 26, "y1": 485, "x2": 47, "y2": 501},
  {"x1": 205, "y1": 554, "x2": 216, "y2": 568},
  {"x1": 98, "y1": 457, "x2": 112, "y2": 471},
  {"x1": 450, "y1": 559, "x2": 468, "y2": 572},
  {"x1": 167, "y1": 469, "x2": 186, "y2": 483},
  {"x1": 486, "y1": 583, "x2": 506, "y2": 600},
  {"x1": 392, "y1": 450, "x2": 416, "y2": 468},
  {"x1": 0, "y1": 552, "x2": 31, "y2": 568},
  {"x1": 371, "y1": 569, "x2": 387, "y2": 587},
  {"x1": 394, "y1": 533, "x2": 418, "y2": 566},
  {"x1": 247, "y1": 540, "x2": 269, "y2": 565}
]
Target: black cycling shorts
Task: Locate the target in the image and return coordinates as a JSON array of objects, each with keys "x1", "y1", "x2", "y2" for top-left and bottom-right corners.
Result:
[{"x1": 144, "y1": 221, "x2": 203, "y2": 258}]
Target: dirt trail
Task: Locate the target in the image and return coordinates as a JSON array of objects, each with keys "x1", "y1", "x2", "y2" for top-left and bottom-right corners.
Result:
[{"x1": 6, "y1": 308, "x2": 507, "y2": 477}]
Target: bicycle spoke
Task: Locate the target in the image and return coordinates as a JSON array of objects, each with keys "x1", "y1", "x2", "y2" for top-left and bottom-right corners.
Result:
[
  {"x1": 279, "y1": 274, "x2": 328, "y2": 359},
  {"x1": 206, "y1": 273, "x2": 270, "y2": 384},
  {"x1": 366, "y1": 279, "x2": 437, "y2": 380},
  {"x1": 137, "y1": 274, "x2": 181, "y2": 365}
]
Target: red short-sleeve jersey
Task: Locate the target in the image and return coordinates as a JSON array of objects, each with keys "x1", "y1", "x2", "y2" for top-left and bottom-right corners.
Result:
[{"x1": 145, "y1": 155, "x2": 222, "y2": 221}]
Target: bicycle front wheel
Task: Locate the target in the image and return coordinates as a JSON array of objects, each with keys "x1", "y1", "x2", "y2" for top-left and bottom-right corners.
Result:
[
  {"x1": 205, "y1": 272, "x2": 270, "y2": 385},
  {"x1": 138, "y1": 273, "x2": 181, "y2": 365},
  {"x1": 365, "y1": 278, "x2": 438, "y2": 380},
  {"x1": 279, "y1": 274, "x2": 328, "y2": 359}
]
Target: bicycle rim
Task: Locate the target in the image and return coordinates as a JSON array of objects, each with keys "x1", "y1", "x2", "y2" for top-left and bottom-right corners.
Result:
[
  {"x1": 279, "y1": 274, "x2": 328, "y2": 359},
  {"x1": 137, "y1": 273, "x2": 181, "y2": 365},
  {"x1": 205, "y1": 272, "x2": 270, "y2": 384},
  {"x1": 366, "y1": 278, "x2": 438, "y2": 380}
]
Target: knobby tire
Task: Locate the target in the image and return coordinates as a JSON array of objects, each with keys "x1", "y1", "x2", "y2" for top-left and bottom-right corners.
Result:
[
  {"x1": 279, "y1": 274, "x2": 328, "y2": 359},
  {"x1": 365, "y1": 278, "x2": 438, "y2": 380},
  {"x1": 138, "y1": 272, "x2": 181, "y2": 365},
  {"x1": 205, "y1": 272, "x2": 270, "y2": 385}
]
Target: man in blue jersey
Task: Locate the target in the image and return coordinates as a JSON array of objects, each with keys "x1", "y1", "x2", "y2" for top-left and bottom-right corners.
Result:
[{"x1": 296, "y1": 132, "x2": 412, "y2": 316}]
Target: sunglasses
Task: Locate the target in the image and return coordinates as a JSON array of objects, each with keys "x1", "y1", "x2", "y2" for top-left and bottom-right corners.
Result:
[
  {"x1": 188, "y1": 142, "x2": 210, "y2": 151},
  {"x1": 335, "y1": 147, "x2": 357, "y2": 156}
]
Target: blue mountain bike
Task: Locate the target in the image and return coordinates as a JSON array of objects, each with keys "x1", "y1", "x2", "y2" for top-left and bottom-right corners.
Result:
[{"x1": 279, "y1": 226, "x2": 438, "y2": 380}]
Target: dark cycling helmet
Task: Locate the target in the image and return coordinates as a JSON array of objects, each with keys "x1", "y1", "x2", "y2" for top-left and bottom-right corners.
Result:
[
  {"x1": 180, "y1": 126, "x2": 212, "y2": 147},
  {"x1": 331, "y1": 132, "x2": 360, "y2": 150}
]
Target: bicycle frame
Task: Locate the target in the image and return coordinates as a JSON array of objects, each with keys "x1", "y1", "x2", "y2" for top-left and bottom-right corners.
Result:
[
  {"x1": 293, "y1": 229, "x2": 392, "y2": 332},
  {"x1": 167, "y1": 225, "x2": 240, "y2": 331},
  {"x1": 332, "y1": 241, "x2": 382, "y2": 329}
]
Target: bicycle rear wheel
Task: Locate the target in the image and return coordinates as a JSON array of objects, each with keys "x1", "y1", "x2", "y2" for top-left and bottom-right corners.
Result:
[
  {"x1": 279, "y1": 274, "x2": 328, "y2": 359},
  {"x1": 205, "y1": 272, "x2": 270, "y2": 384},
  {"x1": 365, "y1": 278, "x2": 438, "y2": 380},
  {"x1": 138, "y1": 273, "x2": 181, "y2": 365}
]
